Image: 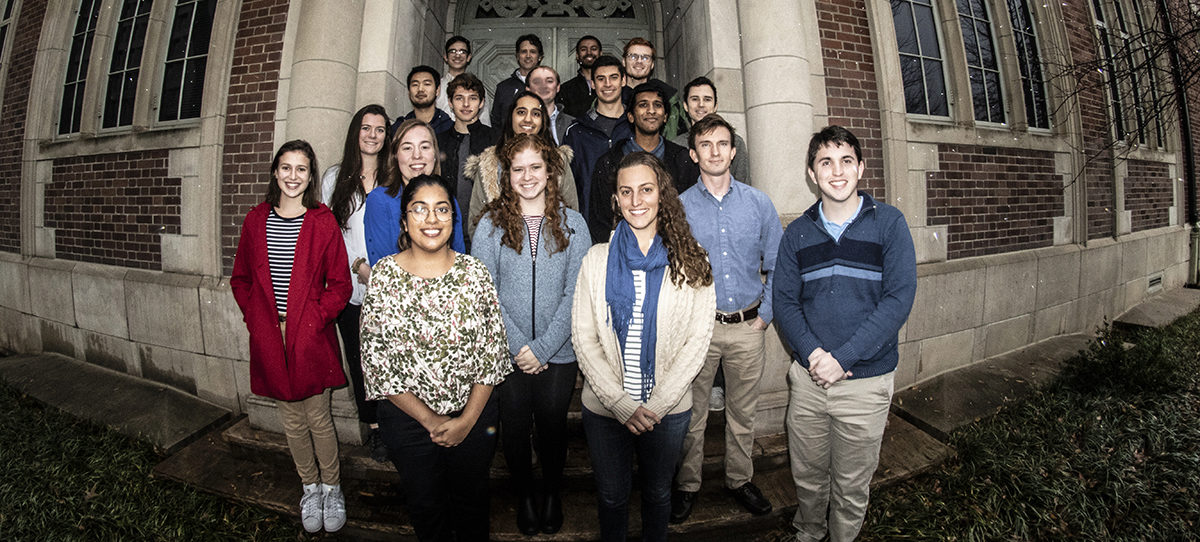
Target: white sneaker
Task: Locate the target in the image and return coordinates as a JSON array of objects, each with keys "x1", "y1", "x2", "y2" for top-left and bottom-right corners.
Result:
[
  {"x1": 300, "y1": 483, "x2": 323, "y2": 533},
  {"x1": 322, "y1": 483, "x2": 346, "y2": 532},
  {"x1": 709, "y1": 386, "x2": 726, "y2": 412}
]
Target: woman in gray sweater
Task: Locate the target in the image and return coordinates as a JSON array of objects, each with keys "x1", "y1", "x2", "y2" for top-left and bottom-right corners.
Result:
[{"x1": 471, "y1": 133, "x2": 591, "y2": 536}]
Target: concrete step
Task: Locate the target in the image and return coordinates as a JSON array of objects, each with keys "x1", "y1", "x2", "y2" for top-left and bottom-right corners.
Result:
[
  {"x1": 1114, "y1": 287, "x2": 1200, "y2": 332},
  {"x1": 155, "y1": 410, "x2": 949, "y2": 540},
  {"x1": 892, "y1": 333, "x2": 1093, "y2": 441},
  {"x1": 0, "y1": 352, "x2": 231, "y2": 454}
]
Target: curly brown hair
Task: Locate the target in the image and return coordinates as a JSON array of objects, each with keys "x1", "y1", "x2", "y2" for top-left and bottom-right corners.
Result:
[
  {"x1": 480, "y1": 133, "x2": 571, "y2": 255},
  {"x1": 614, "y1": 152, "x2": 712, "y2": 288}
]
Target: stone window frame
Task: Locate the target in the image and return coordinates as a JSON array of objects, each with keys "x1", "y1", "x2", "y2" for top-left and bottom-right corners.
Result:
[
  {"x1": 893, "y1": 0, "x2": 953, "y2": 119},
  {"x1": 156, "y1": 0, "x2": 215, "y2": 124},
  {"x1": 101, "y1": 0, "x2": 153, "y2": 129},
  {"x1": 1005, "y1": 0, "x2": 1050, "y2": 130},
  {"x1": 1091, "y1": 0, "x2": 1172, "y2": 154},
  {"x1": 58, "y1": 0, "x2": 102, "y2": 135},
  {"x1": 956, "y1": 0, "x2": 1007, "y2": 125},
  {"x1": 0, "y1": 0, "x2": 21, "y2": 105}
]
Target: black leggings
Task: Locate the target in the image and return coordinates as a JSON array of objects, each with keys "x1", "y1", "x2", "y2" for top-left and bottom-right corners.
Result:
[
  {"x1": 336, "y1": 303, "x2": 378, "y2": 425},
  {"x1": 498, "y1": 362, "x2": 577, "y2": 496}
]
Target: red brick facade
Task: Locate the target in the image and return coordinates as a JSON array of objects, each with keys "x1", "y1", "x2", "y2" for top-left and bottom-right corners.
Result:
[
  {"x1": 815, "y1": 0, "x2": 884, "y2": 200},
  {"x1": 927, "y1": 145, "x2": 1063, "y2": 259},
  {"x1": 220, "y1": 0, "x2": 290, "y2": 274},
  {"x1": 44, "y1": 151, "x2": 181, "y2": 269},
  {"x1": 1125, "y1": 160, "x2": 1173, "y2": 233},
  {"x1": 1062, "y1": 1, "x2": 1117, "y2": 241},
  {"x1": 0, "y1": 0, "x2": 47, "y2": 252}
]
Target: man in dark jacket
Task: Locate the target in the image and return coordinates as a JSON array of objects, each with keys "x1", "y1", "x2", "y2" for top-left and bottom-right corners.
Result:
[
  {"x1": 586, "y1": 82, "x2": 699, "y2": 243},
  {"x1": 563, "y1": 55, "x2": 632, "y2": 225},
  {"x1": 439, "y1": 73, "x2": 497, "y2": 251},
  {"x1": 560, "y1": 35, "x2": 602, "y2": 118},
  {"x1": 490, "y1": 34, "x2": 544, "y2": 127}
]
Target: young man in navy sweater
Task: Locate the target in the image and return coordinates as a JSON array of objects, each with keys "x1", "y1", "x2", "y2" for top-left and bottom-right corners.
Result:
[{"x1": 773, "y1": 125, "x2": 917, "y2": 542}]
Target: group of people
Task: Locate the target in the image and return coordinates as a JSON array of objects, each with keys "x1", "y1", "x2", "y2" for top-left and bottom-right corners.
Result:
[{"x1": 227, "y1": 30, "x2": 918, "y2": 542}]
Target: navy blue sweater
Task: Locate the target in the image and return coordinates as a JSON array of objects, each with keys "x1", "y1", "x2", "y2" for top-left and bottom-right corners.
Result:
[{"x1": 772, "y1": 192, "x2": 917, "y2": 379}]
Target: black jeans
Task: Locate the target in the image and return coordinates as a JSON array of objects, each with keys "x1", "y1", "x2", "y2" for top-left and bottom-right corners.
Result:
[
  {"x1": 377, "y1": 396, "x2": 499, "y2": 542},
  {"x1": 336, "y1": 303, "x2": 377, "y2": 425},
  {"x1": 497, "y1": 362, "x2": 577, "y2": 497}
]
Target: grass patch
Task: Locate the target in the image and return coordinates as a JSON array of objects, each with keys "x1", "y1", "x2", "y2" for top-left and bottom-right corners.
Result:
[
  {"x1": 0, "y1": 383, "x2": 307, "y2": 541},
  {"x1": 860, "y1": 314, "x2": 1200, "y2": 541}
]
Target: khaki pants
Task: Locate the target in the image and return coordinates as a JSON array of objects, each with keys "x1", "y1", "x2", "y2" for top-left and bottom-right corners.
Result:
[
  {"x1": 676, "y1": 320, "x2": 766, "y2": 491},
  {"x1": 276, "y1": 318, "x2": 341, "y2": 485},
  {"x1": 786, "y1": 363, "x2": 892, "y2": 542}
]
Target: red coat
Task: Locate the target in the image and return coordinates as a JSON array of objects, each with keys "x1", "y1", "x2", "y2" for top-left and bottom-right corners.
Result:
[{"x1": 230, "y1": 202, "x2": 351, "y2": 401}]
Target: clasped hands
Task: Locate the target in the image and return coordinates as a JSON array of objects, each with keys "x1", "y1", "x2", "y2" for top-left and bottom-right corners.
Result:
[
  {"x1": 624, "y1": 406, "x2": 659, "y2": 435},
  {"x1": 424, "y1": 414, "x2": 471, "y2": 447},
  {"x1": 514, "y1": 345, "x2": 546, "y2": 375},
  {"x1": 808, "y1": 347, "x2": 852, "y2": 389}
]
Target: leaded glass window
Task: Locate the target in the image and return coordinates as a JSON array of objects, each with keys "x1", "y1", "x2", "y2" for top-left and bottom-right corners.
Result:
[
  {"x1": 956, "y1": 0, "x2": 1004, "y2": 123},
  {"x1": 59, "y1": 0, "x2": 102, "y2": 134},
  {"x1": 1005, "y1": 0, "x2": 1049, "y2": 129},
  {"x1": 103, "y1": 0, "x2": 152, "y2": 128},
  {"x1": 159, "y1": 0, "x2": 214, "y2": 122},
  {"x1": 893, "y1": 0, "x2": 949, "y2": 116}
]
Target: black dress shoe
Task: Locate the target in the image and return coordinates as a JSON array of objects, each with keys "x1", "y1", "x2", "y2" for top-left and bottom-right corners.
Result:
[
  {"x1": 517, "y1": 494, "x2": 541, "y2": 536},
  {"x1": 729, "y1": 482, "x2": 772, "y2": 515},
  {"x1": 669, "y1": 490, "x2": 697, "y2": 524},
  {"x1": 541, "y1": 492, "x2": 563, "y2": 534}
]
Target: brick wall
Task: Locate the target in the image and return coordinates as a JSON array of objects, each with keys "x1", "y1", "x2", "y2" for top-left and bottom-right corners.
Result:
[
  {"x1": 815, "y1": 0, "x2": 884, "y2": 200},
  {"x1": 1063, "y1": 1, "x2": 1116, "y2": 240},
  {"x1": 220, "y1": 0, "x2": 289, "y2": 274},
  {"x1": 927, "y1": 145, "x2": 1063, "y2": 259},
  {"x1": 0, "y1": 0, "x2": 47, "y2": 252},
  {"x1": 44, "y1": 150, "x2": 181, "y2": 269},
  {"x1": 1125, "y1": 160, "x2": 1173, "y2": 232}
]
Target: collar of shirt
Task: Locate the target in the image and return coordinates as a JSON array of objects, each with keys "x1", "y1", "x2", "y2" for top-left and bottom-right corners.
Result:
[
  {"x1": 696, "y1": 174, "x2": 737, "y2": 201},
  {"x1": 624, "y1": 136, "x2": 665, "y2": 159},
  {"x1": 818, "y1": 195, "x2": 865, "y2": 242}
]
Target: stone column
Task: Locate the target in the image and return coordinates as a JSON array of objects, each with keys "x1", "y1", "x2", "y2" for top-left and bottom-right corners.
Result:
[
  {"x1": 284, "y1": 0, "x2": 364, "y2": 167},
  {"x1": 737, "y1": 0, "x2": 822, "y2": 215}
]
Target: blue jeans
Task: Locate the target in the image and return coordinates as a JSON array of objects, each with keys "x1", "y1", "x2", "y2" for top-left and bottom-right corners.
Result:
[{"x1": 582, "y1": 407, "x2": 691, "y2": 542}]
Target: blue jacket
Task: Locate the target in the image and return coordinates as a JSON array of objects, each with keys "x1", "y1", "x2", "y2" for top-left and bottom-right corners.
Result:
[
  {"x1": 563, "y1": 109, "x2": 633, "y2": 221},
  {"x1": 363, "y1": 185, "x2": 466, "y2": 265},
  {"x1": 471, "y1": 208, "x2": 591, "y2": 365},
  {"x1": 773, "y1": 192, "x2": 917, "y2": 379}
]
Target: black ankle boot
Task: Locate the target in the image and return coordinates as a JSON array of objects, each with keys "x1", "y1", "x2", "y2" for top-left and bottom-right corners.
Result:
[
  {"x1": 517, "y1": 493, "x2": 540, "y2": 536},
  {"x1": 541, "y1": 492, "x2": 563, "y2": 534}
]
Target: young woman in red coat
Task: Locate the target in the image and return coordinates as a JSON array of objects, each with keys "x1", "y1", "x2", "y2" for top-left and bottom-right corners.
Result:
[{"x1": 230, "y1": 139, "x2": 353, "y2": 534}]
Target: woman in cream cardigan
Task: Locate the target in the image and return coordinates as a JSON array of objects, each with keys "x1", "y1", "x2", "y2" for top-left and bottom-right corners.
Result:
[{"x1": 571, "y1": 151, "x2": 715, "y2": 542}]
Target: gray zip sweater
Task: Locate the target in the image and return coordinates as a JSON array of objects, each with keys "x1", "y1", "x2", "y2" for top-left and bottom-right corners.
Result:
[{"x1": 471, "y1": 207, "x2": 591, "y2": 365}]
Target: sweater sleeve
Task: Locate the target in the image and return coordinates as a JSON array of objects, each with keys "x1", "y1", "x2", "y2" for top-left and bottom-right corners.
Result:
[
  {"x1": 229, "y1": 213, "x2": 256, "y2": 316},
  {"x1": 364, "y1": 190, "x2": 398, "y2": 266},
  {"x1": 772, "y1": 220, "x2": 825, "y2": 364},
  {"x1": 527, "y1": 214, "x2": 591, "y2": 365},
  {"x1": 643, "y1": 276, "x2": 716, "y2": 418},
  {"x1": 828, "y1": 212, "x2": 918, "y2": 372},
  {"x1": 572, "y1": 247, "x2": 642, "y2": 423},
  {"x1": 471, "y1": 217, "x2": 528, "y2": 357},
  {"x1": 451, "y1": 197, "x2": 466, "y2": 254},
  {"x1": 314, "y1": 214, "x2": 353, "y2": 325}
]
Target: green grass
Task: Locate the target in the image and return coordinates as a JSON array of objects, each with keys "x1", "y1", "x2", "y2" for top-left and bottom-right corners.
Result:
[
  {"x1": 0, "y1": 384, "x2": 307, "y2": 541},
  {"x1": 856, "y1": 314, "x2": 1200, "y2": 541}
]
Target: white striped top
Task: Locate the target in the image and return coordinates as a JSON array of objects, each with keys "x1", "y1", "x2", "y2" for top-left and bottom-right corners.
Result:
[
  {"x1": 523, "y1": 215, "x2": 542, "y2": 259},
  {"x1": 266, "y1": 209, "x2": 305, "y2": 314},
  {"x1": 622, "y1": 270, "x2": 649, "y2": 401}
]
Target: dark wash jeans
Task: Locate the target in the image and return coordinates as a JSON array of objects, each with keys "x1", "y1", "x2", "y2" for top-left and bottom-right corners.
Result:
[
  {"x1": 335, "y1": 303, "x2": 377, "y2": 425},
  {"x1": 498, "y1": 361, "x2": 578, "y2": 498},
  {"x1": 582, "y1": 407, "x2": 691, "y2": 542},
  {"x1": 377, "y1": 395, "x2": 499, "y2": 542}
]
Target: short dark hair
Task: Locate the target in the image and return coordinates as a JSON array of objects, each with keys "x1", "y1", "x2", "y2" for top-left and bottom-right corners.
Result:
[
  {"x1": 397, "y1": 174, "x2": 455, "y2": 253},
  {"x1": 687, "y1": 113, "x2": 736, "y2": 152},
  {"x1": 630, "y1": 82, "x2": 665, "y2": 105},
  {"x1": 516, "y1": 34, "x2": 544, "y2": 57},
  {"x1": 683, "y1": 76, "x2": 717, "y2": 102},
  {"x1": 445, "y1": 35, "x2": 471, "y2": 55},
  {"x1": 806, "y1": 125, "x2": 863, "y2": 170},
  {"x1": 266, "y1": 140, "x2": 320, "y2": 209},
  {"x1": 446, "y1": 73, "x2": 485, "y2": 102},
  {"x1": 576, "y1": 35, "x2": 601, "y2": 52},
  {"x1": 407, "y1": 65, "x2": 441, "y2": 89},
  {"x1": 590, "y1": 55, "x2": 625, "y2": 80}
]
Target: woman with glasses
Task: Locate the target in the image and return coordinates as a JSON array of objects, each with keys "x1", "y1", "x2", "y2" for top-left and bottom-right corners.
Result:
[
  {"x1": 361, "y1": 174, "x2": 511, "y2": 541},
  {"x1": 471, "y1": 133, "x2": 590, "y2": 535},
  {"x1": 364, "y1": 119, "x2": 465, "y2": 266}
]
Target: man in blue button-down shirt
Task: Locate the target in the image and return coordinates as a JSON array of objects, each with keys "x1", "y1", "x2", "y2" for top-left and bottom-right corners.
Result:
[{"x1": 671, "y1": 114, "x2": 782, "y2": 523}]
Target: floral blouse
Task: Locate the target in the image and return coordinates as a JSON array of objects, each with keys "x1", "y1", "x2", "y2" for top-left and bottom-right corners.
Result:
[{"x1": 361, "y1": 252, "x2": 511, "y2": 414}]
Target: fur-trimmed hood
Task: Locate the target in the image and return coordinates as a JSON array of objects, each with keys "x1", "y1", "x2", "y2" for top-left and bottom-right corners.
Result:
[{"x1": 464, "y1": 144, "x2": 576, "y2": 202}]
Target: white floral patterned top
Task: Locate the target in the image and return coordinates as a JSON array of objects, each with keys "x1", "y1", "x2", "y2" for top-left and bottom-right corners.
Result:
[{"x1": 361, "y1": 252, "x2": 512, "y2": 414}]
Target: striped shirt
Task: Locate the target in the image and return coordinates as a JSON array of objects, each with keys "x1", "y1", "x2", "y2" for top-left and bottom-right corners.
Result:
[
  {"x1": 523, "y1": 215, "x2": 542, "y2": 259},
  {"x1": 621, "y1": 270, "x2": 649, "y2": 401},
  {"x1": 266, "y1": 209, "x2": 305, "y2": 314}
]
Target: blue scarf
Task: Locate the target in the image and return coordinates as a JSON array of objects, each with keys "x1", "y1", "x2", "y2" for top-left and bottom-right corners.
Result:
[{"x1": 605, "y1": 220, "x2": 668, "y2": 401}]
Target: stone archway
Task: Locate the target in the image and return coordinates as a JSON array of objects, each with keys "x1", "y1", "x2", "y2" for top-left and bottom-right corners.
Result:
[{"x1": 455, "y1": 0, "x2": 658, "y2": 102}]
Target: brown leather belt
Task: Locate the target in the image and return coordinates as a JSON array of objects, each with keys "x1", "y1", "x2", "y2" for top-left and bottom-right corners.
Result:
[{"x1": 715, "y1": 304, "x2": 758, "y2": 324}]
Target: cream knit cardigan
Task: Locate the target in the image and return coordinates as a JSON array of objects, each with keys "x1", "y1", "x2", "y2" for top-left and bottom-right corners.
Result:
[{"x1": 571, "y1": 242, "x2": 715, "y2": 423}]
